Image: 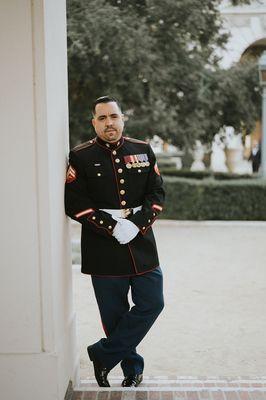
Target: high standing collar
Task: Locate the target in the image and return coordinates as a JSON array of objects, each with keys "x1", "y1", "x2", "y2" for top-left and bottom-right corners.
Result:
[{"x1": 96, "y1": 135, "x2": 124, "y2": 151}]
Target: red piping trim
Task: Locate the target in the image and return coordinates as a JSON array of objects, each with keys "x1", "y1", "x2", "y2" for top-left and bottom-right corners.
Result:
[
  {"x1": 75, "y1": 208, "x2": 95, "y2": 218},
  {"x1": 152, "y1": 204, "x2": 163, "y2": 212},
  {"x1": 95, "y1": 136, "x2": 124, "y2": 151},
  {"x1": 90, "y1": 265, "x2": 159, "y2": 278},
  {"x1": 127, "y1": 244, "x2": 139, "y2": 274},
  {"x1": 88, "y1": 219, "x2": 114, "y2": 235},
  {"x1": 140, "y1": 216, "x2": 157, "y2": 235},
  {"x1": 101, "y1": 320, "x2": 109, "y2": 336},
  {"x1": 110, "y1": 157, "x2": 138, "y2": 274},
  {"x1": 93, "y1": 136, "x2": 140, "y2": 276},
  {"x1": 110, "y1": 155, "x2": 123, "y2": 206},
  {"x1": 96, "y1": 141, "x2": 112, "y2": 152}
]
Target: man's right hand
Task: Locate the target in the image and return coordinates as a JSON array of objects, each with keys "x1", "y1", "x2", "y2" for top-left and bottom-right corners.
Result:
[{"x1": 112, "y1": 217, "x2": 139, "y2": 244}]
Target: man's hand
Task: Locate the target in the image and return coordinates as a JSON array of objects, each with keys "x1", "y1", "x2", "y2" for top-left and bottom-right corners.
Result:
[{"x1": 112, "y1": 217, "x2": 139, "y2": 244}]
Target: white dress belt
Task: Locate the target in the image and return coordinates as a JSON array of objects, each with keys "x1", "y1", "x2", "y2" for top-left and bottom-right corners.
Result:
[{"x1": 100, "y1": 205, "x2": 142, "y2": 219}]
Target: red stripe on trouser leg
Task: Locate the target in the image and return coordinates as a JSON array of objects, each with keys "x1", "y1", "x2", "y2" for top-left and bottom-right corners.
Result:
[{"x1": 101, "y1": 320, "x2": 109, "y2": 337}]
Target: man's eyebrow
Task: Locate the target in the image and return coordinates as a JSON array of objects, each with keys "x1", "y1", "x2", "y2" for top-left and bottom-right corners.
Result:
[{"x1": 97, "y1": 113, "x2": 119, "y2": 119}]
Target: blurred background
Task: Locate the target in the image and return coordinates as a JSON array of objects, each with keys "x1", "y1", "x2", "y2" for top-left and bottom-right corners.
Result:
[{"x1": 67, "y1": 0, "x2": 266, "y2": 221}]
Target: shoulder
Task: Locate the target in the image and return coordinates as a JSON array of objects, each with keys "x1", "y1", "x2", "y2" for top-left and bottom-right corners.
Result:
[
  {"x1": 124, "y1": 136, "x2": 154, "y2": 156},
  {"x1": 69, "y1": 138, "x2": 97, "y2": 165},
  {"x1": 124, "y1": 136, "x2": 148, "y2": 145},
  {"x1": 72, "y1": 138, "x2": 96, "y2": 153}
]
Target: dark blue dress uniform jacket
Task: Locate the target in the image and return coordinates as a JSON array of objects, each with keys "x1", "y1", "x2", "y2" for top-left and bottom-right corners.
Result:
[{"x1": 64, "y1": 135, "x2": 165, "y2": 276}]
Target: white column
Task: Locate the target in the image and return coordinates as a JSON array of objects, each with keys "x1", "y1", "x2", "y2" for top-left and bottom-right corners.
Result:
[
  {"x1": 0, "y1": 1, "x2": 78, "y2": 399},
  {"x1": 261, "y1": 86, "x2": 266, "y2": 177}
]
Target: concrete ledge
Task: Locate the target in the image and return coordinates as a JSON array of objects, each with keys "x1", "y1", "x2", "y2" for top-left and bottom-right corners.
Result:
[{"x1": 157, "y1": 219, "x2": 266, "y2": 227}]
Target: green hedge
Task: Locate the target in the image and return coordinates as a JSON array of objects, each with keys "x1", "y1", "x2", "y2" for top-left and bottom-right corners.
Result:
[
  {"x1": 162, "y1": 176, "x2": 266, "y2": 220},
  {"x1": 160, "y1": 168, "x2": 257, "y2": 180}
]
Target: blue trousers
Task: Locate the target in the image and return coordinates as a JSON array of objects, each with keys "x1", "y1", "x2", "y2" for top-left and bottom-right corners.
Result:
[{"x1": 90, "y1": 266, "x2": 164, "y2": 376}]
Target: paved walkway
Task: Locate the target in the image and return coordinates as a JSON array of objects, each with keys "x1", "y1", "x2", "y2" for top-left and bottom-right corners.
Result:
[{"x1": 71, "y1": 220, "x2": 266, "y2": 398}]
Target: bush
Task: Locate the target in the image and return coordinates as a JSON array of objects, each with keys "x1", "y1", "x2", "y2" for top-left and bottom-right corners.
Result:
[
  {"x1": 160, "y1": 168, "x2": 257, "y2": 180},
  {"x1": 161, "y1": 176, "x2": 266, "y2": 220},
  {"x1": 157, "y1": 159, "x2": 177, "y2": 169}
]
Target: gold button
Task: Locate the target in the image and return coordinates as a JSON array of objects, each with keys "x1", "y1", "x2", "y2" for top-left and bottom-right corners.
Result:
[
  {"x1": 112, "y1": 150, "x2": 117, "y2": 155},
  {"x1": 97, "y1": 173, "x2": 101, "y2": 177},
  {"x1": 115, "y1": 158, "x2": 120, "y2": 163},
  {"x1": 120, "y1": 190, "x2": 125, "y2": 195},
  {"x1": 100, "y1": 220, "x2": 103, "y2": 224},
  {"x1": 92, "y1": 216, "x2": 96, "y2": 220},
  {"x1": 148, "y1": 219, "x2": 151, "y2": 223},
  {"x1": 121, "y1": 200, "x2": 126, "y2": 206},
  {"x1": 118, "y1": 168, "x2": 123, "y2": 173},
  {"x1": 108, "y1": 225, "x2": 112, "y2": 229},
  {"x1": 153, "y1": 213, "x2": 156, "y2": 216},
  {"x1": 106, "y1": 143, "x2": 110, "y2": 147},
  {"x1": 120, "y1": 179, "x2": 125, "y2": 184},
  {"x1": 138, "y1": 169, "x2": 141, "y2": 173},
  {"x1": 142, "y1": 227, "x2": 145, "y2": 230}
]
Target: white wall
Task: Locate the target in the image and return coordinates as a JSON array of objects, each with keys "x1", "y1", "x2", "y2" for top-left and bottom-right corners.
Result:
[{"x1": 0, "y1": 1, "x2": 78, "y2": 399}]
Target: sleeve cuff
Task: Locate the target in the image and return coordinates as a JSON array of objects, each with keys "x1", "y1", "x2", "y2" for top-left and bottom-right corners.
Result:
[
  {"x1": 129, "y1": 204, "x2": 163, "y2": 235},
  {"x1": 87, "y1": 211, "x2": 117, "y2": 235}
]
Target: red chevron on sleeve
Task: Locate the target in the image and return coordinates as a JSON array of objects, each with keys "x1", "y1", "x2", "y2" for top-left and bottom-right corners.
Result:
[{"x1": 66, "y1": 165, "x2": 77, "y2": 183}]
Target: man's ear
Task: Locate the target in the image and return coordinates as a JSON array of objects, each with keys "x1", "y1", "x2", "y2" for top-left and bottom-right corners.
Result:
[
  {"x1": 92, "y1": 118, "x2": 96, "y2": 128},
  {"x1": 121, "y1": 114, "x2": 125, "y2": 122}
]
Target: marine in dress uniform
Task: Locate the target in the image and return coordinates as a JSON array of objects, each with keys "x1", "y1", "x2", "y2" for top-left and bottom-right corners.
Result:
[{"x1": 64, "y1": 96, "x2": 165, "y2": 387}]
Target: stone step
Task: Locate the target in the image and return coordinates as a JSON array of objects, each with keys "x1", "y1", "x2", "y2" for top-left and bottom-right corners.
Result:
[
  {"x1": 71, "y1": 376, "x2": 266, "y2": 399},
  {"x1": 71, "y1": 389, "x2": 266, "y2": 400}
]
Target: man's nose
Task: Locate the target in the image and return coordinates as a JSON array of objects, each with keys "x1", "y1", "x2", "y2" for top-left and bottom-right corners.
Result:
[{"x1": 105, "y1": 117, "x2": 113, "y2": 126}]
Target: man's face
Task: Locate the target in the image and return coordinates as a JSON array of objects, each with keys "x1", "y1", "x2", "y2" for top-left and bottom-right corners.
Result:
[{"x1": 92, "y1": 101, "x2": 124, "y2": 143}]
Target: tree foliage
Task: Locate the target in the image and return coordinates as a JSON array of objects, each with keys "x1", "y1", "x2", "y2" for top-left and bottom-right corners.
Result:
[
  {"x1": 67, "y1": 0, "x2": 259, "y2": 147},
  {"x1": 193, "y1": 60, "x2": 261, "y2": 144}
]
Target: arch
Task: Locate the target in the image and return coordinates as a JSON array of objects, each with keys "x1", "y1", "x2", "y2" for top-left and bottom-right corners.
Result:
[
  {"x1": 221, "y1": 33, "x2": 266, "y2": 68},
  {"x1": 219, "y1": 6, "x2": 266, "y2": 68},
  {"x1": 241, "y1": 37, "x2": 266, "y2": 61}
]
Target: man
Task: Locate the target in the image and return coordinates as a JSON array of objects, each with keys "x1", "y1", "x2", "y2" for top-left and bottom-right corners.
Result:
[
  {"x1": 65, "y1": 96, "x2": 165, "y2": 387},
  {"x1": 248, "y1": 139, "x2": 261, "y2": 173}
]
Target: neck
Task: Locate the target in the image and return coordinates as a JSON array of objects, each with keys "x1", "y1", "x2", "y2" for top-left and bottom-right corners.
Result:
[{"x1": 96, "y1": 135, "x2": 124, "y2": 150}]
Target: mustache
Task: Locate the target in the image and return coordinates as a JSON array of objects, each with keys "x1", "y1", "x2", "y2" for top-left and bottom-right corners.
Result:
[{"x1": 105, "y1": 128, "x2": 117, "y2": 132}]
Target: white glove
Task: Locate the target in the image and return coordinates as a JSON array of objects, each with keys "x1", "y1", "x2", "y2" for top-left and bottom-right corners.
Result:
[{"x1": 112, "y1": 217, "x2": 139, "y2": 244}]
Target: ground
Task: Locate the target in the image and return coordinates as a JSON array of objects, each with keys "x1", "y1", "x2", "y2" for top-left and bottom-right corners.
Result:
[{"x1": 71, "y1": 220, "x2": 266, "y2": 383}]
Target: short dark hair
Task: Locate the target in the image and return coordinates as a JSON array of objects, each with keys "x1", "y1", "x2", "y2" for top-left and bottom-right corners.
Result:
[{"x1": 92, "y1": 96, "x2": 122, "y2": 116}]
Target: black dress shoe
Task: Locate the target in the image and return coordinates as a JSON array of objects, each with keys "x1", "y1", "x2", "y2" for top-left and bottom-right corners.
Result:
[
  {"x1": 87, "y1": 346, "x2": 110, "y2": 387},
  {"x1": 121, "y1": 374, "x2": 143, "y2": 387}
]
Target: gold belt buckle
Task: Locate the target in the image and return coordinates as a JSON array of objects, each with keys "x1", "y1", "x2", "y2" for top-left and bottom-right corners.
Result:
[{"x1": 122, "y1": 208, "x2": 132, "y2": 218}]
